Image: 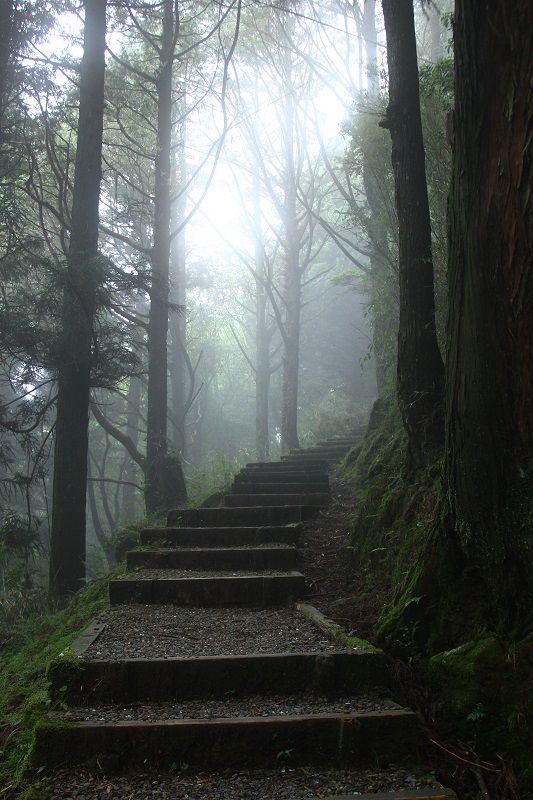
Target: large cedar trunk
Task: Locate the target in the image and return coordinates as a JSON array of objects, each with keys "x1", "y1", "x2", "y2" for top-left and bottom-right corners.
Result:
[
  {"x1": 381, "y1": 0, "x2": 444, "y2": 465},
  {"x1": 49, "y1": 0, "x2": 106, "y2": 594},
  {"x1": 446, "y1": 0, "x2": 533, "y2": 635}
]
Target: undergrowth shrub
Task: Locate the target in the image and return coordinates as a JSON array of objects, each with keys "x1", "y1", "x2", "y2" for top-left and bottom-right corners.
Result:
[
  {"x1": 0, "y1": 570, "x2": 116, "y2": 790},
  {"x1": 185, "y1": 452, "x2": 248, "y2": 506}
]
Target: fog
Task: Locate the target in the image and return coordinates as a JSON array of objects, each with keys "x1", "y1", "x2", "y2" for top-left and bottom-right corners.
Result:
[{"x1": 0, "y1": 0, "x2": 451, "y2": 587}]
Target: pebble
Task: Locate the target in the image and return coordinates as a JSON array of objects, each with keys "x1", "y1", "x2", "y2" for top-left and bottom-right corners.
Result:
[
  {"x1": 44, "y1": 766, "x2": 436, "y2": 799},
  {"x1": 52, "y1": 693, "x2": 403, "y2": 723},
  {"x1": 84, "y1": 605, "x2": 345, "y2": 660}
]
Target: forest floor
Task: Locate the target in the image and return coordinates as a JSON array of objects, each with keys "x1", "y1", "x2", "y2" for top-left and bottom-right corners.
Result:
[{"x1": 298, "y1": 472, "x2": 386, "y2": 639}]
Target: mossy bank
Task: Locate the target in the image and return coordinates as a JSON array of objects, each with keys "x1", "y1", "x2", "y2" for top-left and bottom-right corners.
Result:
[{"x1": 340, "y1": 388, "x2": 533, "y2": 783}]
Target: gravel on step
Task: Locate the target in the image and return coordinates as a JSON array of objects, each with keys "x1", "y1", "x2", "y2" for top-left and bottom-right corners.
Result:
[
  {"x1": 43, "y1": 766, "x2": 438, "y2": 799},
  {"x1": 120, "y1": 568, "x2": 297, "y2": 578},
  {"x1": 52, "y1": 693, "x2": 403, "y2": 723},
  {"x1": 136, "y1": 544, "x2": 294, "y2": 551},
  {"x1": 84, "y1": 606, "x2": 346, "y2": 660}
]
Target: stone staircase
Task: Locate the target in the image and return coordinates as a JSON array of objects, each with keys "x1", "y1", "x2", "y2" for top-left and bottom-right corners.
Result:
[{"x1": 34, "y1": 432, "x2": 456, "y2": 799}]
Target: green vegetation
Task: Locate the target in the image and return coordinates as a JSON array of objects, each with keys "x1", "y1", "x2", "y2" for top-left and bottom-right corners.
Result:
[
  {"x1": 340, "y1": 387, "x2": 453, "y2": 651},
  {"x1": 185, "y1": 453, "x2": 245, "y2": 508},
  {"x1": 342, "y1": 387, "x2": 533, "y2": 782},
  {"x1": 428, "y1": 635, "x2": 533, "y2": 773},
  {"x1": 0, "y1": 572, "x2": 114, "y2": 790}
]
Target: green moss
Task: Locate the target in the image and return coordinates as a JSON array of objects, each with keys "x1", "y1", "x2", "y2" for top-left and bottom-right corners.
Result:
[
  {"x1": 335, "y1": 388, "x2": 533, "y2": 781},
  {"x1": 340, "y1": 386, "x2": 405, "y2": 493},
  {"x1": 341, "y1": 388, "x2": 460, "y2": 655},
  {"x1": 193, "y1": 488, "x2": 225, "y2": 508},
  {"x1": 298, "y1": 602, "x2": 380, "y2": 652},
  {"x1": 21, "y1": 786, "x2": 51, "y2": 800},
  {"x1": 428, "y1": 635, "x2": 533, "y2": 780},
  {"x1": 339, "y1": 633, "x2": 380, "y2": 651},
  {"x1": 428, "y1": 637, "x2": 506, "y2": 716},
  {"x1": 0, "y1": 568, "x2": 118, "y2": 789}
]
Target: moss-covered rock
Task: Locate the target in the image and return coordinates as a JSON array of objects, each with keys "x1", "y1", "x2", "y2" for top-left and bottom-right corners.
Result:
[
  {"x1": 428, "y1": 636, "x2": 506, "y2": 715},
  {"x1": 428, "y1": 636, "x2": 533, "y2": 780}
]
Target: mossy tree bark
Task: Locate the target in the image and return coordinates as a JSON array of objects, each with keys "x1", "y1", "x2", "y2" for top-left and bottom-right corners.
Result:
[
  {"x1": 49, "y1": 0, "x2": 106, "y2": 594},
  {"x1": 381, "y1": 0, "x2": 445, "y2": 467},
  {"x1": 446, "y1": 0, "x2": 533, "y2": 635}
]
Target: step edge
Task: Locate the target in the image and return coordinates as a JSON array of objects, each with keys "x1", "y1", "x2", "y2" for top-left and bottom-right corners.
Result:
[{"x1": 45, "y1": 709, "x2": 417, "y2": 728}]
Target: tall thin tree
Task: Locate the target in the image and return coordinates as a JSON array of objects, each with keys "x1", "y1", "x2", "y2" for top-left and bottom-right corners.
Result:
[
  {"x1": 381, "y1": 0, "x2": 445, "y2": 465},
  {"x1": 49, "y1": 0, "x2": 106, "y2": 594}
]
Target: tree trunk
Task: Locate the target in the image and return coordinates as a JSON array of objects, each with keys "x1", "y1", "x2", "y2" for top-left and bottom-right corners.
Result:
[
  {"x1": 49, "y1": 0, "x2": 106, "y2": 594},
  {"x1": 252, "y1": 142, "x2": 271, "y2": 460},
  {"x1": 145, "y1": 0, "x2": 187, "y2": 513},
  {"x1": 255, "y1": 284, "x2": 271, "y2": 460},
  {"x1": 363, "y1": 0, "x2": 379, "y2": 95},
  {"x1": 446, "y1": 0, "x2": 533, "y2": 635},
  {"x1": 281, "y1": 288, "x2": 300, "y2": 453},
  {"x1": 280, "y1": 44, "x2": 300, "y2": 454},
  {"x1": 362, "y1": 0, "x2": 394, "y2": 393},
  {"x1": 0, "y1": 0, "x2": 15, "y2": 122},
  {"x1": 381, "y1": 0, "x2": 445, "y2": 466},
  {"x1": 87, "y1": 455, "x2": 112, "y2": 569},
  {"x1": 121, "y1": 374, "x2": 142, "y2": 521},
  {"x1": 169, "y1": 124, "x2": 187, "y2": 458}
]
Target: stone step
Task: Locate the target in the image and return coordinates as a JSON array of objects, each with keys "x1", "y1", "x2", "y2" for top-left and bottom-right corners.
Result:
[
  {"x1": 127, "y1": 545, "x2": 298, "y2": 571},
  {"x1": 244, "y1": 461, "x2": 328, "y2": 472},
  {"x1": 291, "y1": 442, "x2": 356, "y2": 450},
  {"x1": 289, "y1": 448, "x2": 353, "y2": 459},
  {"x1": 109, "y1": 571, "x2": 306, "y2": 607},
  {"x1": 320, "y1": 792, "x2": 457, "y2": 800},
  {"x1": 314, "y1": 437, "x2": 363, "y2": 446},
  {"x1": 166, "y1": 505, "x2": 304, "y2": 527},
  {"x1": 280, "y1": 454, "x2": 330, "y2": 464},
  {"x1": 235, "y1": 471, "x2": 330, "y2": 485},
  {"x1": 230, "y1": 481, "x2": 330, "y2": 494},
  {"x1": 34, "y1": 708, "x2": 419, "y2": 771},
  {"x1": 140, "y1": 523, "x2": 302, "y2": 548},
  {"x1": 48, "y1": 650, "x2": 388, "y2": 705},
  {"x1": 223, "y1": 493, "x2": 330, "y2": 508}
]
